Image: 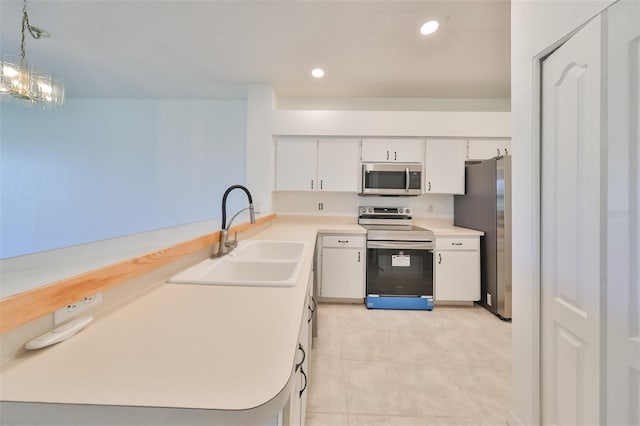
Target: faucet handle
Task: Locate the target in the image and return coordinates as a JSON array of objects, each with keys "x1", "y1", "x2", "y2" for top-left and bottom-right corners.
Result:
[{"x1": 225, "y1": 232, "x2": 238, "y2": 249}]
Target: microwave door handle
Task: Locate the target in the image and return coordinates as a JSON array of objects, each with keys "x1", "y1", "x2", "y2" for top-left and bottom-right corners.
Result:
[{"x1": 405, "y1": 167, "x2": 410, "y2": 193}]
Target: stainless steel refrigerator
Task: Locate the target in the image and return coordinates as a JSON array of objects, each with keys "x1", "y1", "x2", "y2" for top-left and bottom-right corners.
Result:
[{"x1": 454, "y1": 156, "x2": 512, "y2": 320}]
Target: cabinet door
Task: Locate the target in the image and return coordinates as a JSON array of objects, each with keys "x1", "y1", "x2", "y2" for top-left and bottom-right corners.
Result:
[
  {"x1": 298, "y1": 302, "x2": 310, "y2": 426},
  {"x1": 361, "y1": 139, "x2": 393, "y2": 162},
  {"x1": 321, "y1": 248, "x2": 365, "y2": 299},
  {"x1": 392, "y1": 139, "x2": 424, "y2": 163},
  {"x1": 425, "y1": 139, "x2": 465, "y2": 194},
  {"x1": 466, "y1": 139, "x2": 505, "y2": 161},
  {"x1": 287, "y1": 303, "x2": 311, "y2": 426},
  {"x1": 276, "y1": 139, "x2": 317, "y2": 191},
  {"x1": 435, "y1": 250, "x2": 480, "y2": 301},
  {"x1": 318, "y1": 139, "x2": 359, "y2": 191}
]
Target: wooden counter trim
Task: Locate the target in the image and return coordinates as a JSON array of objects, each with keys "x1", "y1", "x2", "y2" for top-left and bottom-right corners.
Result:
[{"x1": 0, "y1": 214, "x2": 276, "y2": 334}]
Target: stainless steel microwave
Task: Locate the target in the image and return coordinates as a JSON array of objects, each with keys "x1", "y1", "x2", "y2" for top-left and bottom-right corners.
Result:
[{"x1": 360, "y1": 163, "x2": 423, "y2": 196}]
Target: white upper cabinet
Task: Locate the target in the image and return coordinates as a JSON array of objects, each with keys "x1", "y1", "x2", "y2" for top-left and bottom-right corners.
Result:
[
  {"x1": 317, "y1": 139, "x2": 359, "y2": 192},
  {"x1": 425, "y1": 139, "x2": 465, "y2": 194},
  {"x1": 361, "y1": 138, "x2": 424, "y2": 163},
  {"x1": 466, "y1": 139, "x2": 511, "y2": 161},
  {"x1": 275, "y1": 138, "x2": 359, "y2": 192},
  {"x1": 276, "y1": 138, "x2": 317, "y2": 191}
]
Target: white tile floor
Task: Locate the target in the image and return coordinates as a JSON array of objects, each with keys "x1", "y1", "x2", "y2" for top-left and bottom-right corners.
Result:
[{"x1": 306, "y1": 303, "x2": 511, "y2": 426}]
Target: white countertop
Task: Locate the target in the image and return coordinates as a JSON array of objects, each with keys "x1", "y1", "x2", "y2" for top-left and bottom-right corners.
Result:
[
  {"x1": 0, "y1": 217, "x2": 481, "y2": 419},
  {"x1": 0, "y1": 222, "x2": 365, "y2": 416},
  {"x1": 413, "y1": 219, "x2": 485, "y2": 237}
]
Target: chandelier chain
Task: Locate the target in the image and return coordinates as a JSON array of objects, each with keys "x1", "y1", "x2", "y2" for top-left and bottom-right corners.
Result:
[{"x1": 20, "y1": 0, "x2": 43, "y2": 64}]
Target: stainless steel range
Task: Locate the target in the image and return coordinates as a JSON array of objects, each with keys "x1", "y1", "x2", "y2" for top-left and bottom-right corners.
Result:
[{"x1": 358, "y1": 206, "x2": 435, "y2": 310}]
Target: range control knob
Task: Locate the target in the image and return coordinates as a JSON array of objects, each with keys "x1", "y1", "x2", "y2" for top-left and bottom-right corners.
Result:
[
  {"x1": 367, "y1": 207, "x2": 373, "y2": 213},
  {"x1": 398, "y1": 208, "x2": 405, "y2": 214},
  {"x1": 360, "y1": 207, "x2": 366, "y2": 214},
  {"x1": 405, "y1": 208, "x2": 412, "y2": 214}
]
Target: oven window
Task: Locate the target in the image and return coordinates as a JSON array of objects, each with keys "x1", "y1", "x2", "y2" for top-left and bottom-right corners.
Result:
[{"x1": 366, "y1": 248, "x2": 433, "y2": 296}]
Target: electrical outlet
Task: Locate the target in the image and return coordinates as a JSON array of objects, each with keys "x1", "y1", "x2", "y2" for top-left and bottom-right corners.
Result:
[{"x1": 53, "y1": 292, "x2": 103, "y2": 325}]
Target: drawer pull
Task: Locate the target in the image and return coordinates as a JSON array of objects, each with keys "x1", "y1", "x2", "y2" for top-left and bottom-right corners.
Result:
[
  {"x1": 451, "y1": 242, "x2": 463, "y2": 246},
  {"x1": 338, "y1": 240, "x2": 349, "y2": 243},
  {"x1": 438, "y1": 253, "x2": 442, "y2": 264}
]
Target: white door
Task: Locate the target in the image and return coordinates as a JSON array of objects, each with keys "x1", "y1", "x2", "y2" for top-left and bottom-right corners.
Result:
[
  {"x1": 425, "y1": 139, "x2": 465, "y2": 194},
  {"x1": 275, "y1": 139, "x2": 317, "y2": 191},
  {"x1": 604, "y1": 1, "x2": 640, "y2": 424},
  {"x1": 318, "y1": 139, "x2": 359, "y2": 192},
  {"x1": 541, "y1": 15, "x2": 602, "y2": 425}
]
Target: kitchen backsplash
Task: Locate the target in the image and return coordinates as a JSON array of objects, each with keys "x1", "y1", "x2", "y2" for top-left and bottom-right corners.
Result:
[{"x1": 273, "y1": 191, "x2": 453, "y2": 218}]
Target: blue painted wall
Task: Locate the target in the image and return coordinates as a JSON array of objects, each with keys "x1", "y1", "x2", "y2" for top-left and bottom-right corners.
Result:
[{"x1": 0, "y1": 98, "x2": 247, "y2": 259}]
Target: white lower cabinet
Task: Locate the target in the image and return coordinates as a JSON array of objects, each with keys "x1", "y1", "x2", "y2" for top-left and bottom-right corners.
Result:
[
  {"x1": 285, "y1": 274, "x2": 314, "y2": 426},
  {"x1": 434, "y1": 237, "x2": 480, "y2": 302},
  {"x1": 319, "y1": 235, "x2": 365, "y2": 300}
]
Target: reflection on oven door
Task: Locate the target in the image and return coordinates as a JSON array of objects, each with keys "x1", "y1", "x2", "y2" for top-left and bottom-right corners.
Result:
[{"x1": 366, "y1": 248, "x2": 433, "y2": 297}]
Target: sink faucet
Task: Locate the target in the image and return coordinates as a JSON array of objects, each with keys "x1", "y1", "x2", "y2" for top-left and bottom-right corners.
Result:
[{"x1": 214, "y1": 185, "x2": 256, "y2": 258}]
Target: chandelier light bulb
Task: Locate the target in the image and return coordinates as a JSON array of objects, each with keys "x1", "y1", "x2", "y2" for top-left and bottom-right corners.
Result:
[{"x1": 420, "y1": 20, "x2": 439, "y2": 35}]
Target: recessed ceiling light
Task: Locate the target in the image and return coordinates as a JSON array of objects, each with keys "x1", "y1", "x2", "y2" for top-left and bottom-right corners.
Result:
[
  {"x1": 420, "y1": 20, "x2": 439, "y2": 35},
  {"x1": 311, "y1": 68, "x2": 325, "y2": 78}
]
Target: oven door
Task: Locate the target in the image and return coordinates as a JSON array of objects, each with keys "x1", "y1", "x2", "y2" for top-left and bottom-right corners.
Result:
[
  {"x1": 366, "y1": 241, "x2": 433, "y2": 297},
  {"x1": 361, "y1": 163, "x2": 423, "y2": 196}
]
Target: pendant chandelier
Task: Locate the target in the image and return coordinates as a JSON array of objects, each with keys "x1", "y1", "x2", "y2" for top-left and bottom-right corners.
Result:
[{"x1": 0, "y1": 0, "x2": 64, "y2": 106}]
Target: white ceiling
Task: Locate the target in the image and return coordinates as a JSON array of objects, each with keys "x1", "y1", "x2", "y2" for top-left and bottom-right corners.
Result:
[{"x1": 0, "y1": 0, "x2": 510, "y2": 100}]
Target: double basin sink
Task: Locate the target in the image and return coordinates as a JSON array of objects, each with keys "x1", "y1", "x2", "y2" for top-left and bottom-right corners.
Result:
[{"x1": 169, "y1": 240, "x2": 307, "y2": 288}]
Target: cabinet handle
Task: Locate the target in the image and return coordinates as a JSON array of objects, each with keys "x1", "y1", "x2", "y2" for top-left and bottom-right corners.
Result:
[
  {"x1": 428, "y1": 181, "x2": 431, "y2": 192},
  {"x1": 357, "y1": 251, "x2": 361, "y2": 262},
  {"x1": 386, "y1": 150, "x2": 389, "y2": 161},
  {"x1": 320, "y1": 180, "x2": 323, "y2": 190},
  {"x1": 438, "y1": 253, "x2": 442, "y2": 264},
  {"x1": 504, "y1": 148, "x2": 509, "y2": 156},
  {"x1": 338, "y1": 240, "x2": 349, "y2": 244},
  {"x1": 496, "y1": 148, "x2": 500, "y2": 157},
  {"x1": 311, "y1": 180, "x2": 314, "y2": 190},
  {"x1": 299, "y1": 366, "x2": 308, "y2": 398},
  {"x1": 295, "y1": 343, "x2": 306, "y2": 372},
  {"x1": 451, "y1": 242, "x2": 463, "y2": 246},
  {"x1": 308, "y1": 299, "x2": 317, "y2": 323},
  {"x1": 394, "y1": 151, "x2": 397, "y2": 161}
]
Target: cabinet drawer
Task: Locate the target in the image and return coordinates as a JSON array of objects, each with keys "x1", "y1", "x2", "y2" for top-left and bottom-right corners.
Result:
[
  {"x1": 322, "y1": 235, "x2": 365, "y2": 248},
  {"x1": 435, "y1": 237, "x2": 479, "y2": 250}
]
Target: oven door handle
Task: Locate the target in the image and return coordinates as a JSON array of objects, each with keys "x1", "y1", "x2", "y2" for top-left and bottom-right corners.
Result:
[{"x1": 367, "y1": 241, "x2": 433, "y2": 250}]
